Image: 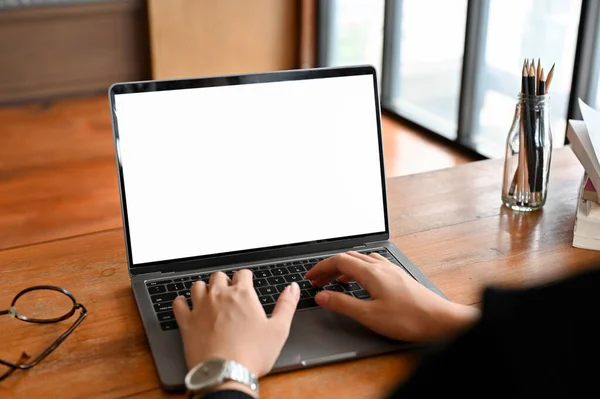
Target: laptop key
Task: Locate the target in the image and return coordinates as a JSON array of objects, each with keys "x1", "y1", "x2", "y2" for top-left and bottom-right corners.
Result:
[
  {"x1": 287, "y1": 265, "x2": 306, "y2": 274},
  {"x1": 178, "y1": 290, "x2": 191, "y2": 299},
  {"x1": 298, "y1": 280, "x2": 312, "y2": 289},
  {"x1": 259, "y1": 295, "x2": 275, "y2": 305},
  {"x1": 157, "y1": 311, "x2": 175, "y2": 322},
  {"x1": 259, "y1": 265, "x2": 271, "y2": 270},
  {"x1": 324, "y1": 285, "x2": 344, "y2": 293},
  {"x1": 160, "y1": 321, "x2": 178, "y2": 331},
  {"x1": 187, "y1": 299, "x2": 193, "y2": 308},
  {"x1": 306, "y1": 288, "x2": 319, "y2": 298},
  {"x1": 263, "y1": 304, "x2": 275, "y2": 315},
  {"x1": 258, "y1": 286, "x2": 277, "y2": 296},
  {"x1": 147, "y1": 280, "x2": 170, "y2": 287},
  {"x1": 276, "y1": 284, "x2": 288, "y2": 293},
  {"x1": 148, "y1": 285, "x2": 166, "y2": 295},
  {"x1": 304, "y1": 263, "x2": 316, "y2": 271},
  {"x1": 254, "y1": 278, "x2": 268, "y2": 287},
  {"x1": 284, "y1": 274, "x2": 302, "y2": 283},
  {"x1": 184, "y1": 281, "x2": 194, "y2": 289},
  {"x1": 272, "y1": 268, "x2": 289, "y2": 276},
  {"x1": 173, "y1": 277, "x2": 191, "y2": 282},
  {"x1": 300, "y1": 290, "x2": 311, "y2": 299},
  {"x1": 151, "y1": 292, "x2": 177, "y2": 303},
  {"x1": 353, "y1": 290, "x2": 370, "y2": 299},
  {"x1": 342, "y1": 282, "x2": 362, "y2": 292},
  {"x1": 254, "y1": 270, "x2": 272, "y2": 278},
  {"x1": 166, "y1": 283, "x2": 184, "y2": 292},
  {"x1": 297, "y1": 298, "x2": 318, "y2": 310},
  {"x1": 267, "y1": 276, "x2": 285, "y2": 285},
  {"x1": 153, "y1": 302, "x2": 173, "y2": 313}
]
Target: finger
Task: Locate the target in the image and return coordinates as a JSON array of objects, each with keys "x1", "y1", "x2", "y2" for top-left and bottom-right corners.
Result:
[
  {"x1": 337, "y1": 275, "x2": 354, "y2": 284},
  {"x1": 346, "y1": 251, "x2": 378, "y2": 263},
  {"x1": 208, "y1": 272, "x2": 229, "y2": 291},
  {"x1": 173, "y1": 296, "x2": 191, "y2": 329},
  {"x1": 232, "y1": 269, "x2": 253, "y2": 288},
  {"x1": 270, "y1": 282, "x2": 300, "y2": 333},
  {"x1": 315, "y1": 290, "x2": 370, "y2": 321},
  {"x1": 190, "y1": 280, "x2": 207, "y2": 306},
  {"x1": 369, "y1": 252, "x2": 388, "y2": 261},
  {"x1": 305, "y1": 253, "x2": 371, "y2": 287}
]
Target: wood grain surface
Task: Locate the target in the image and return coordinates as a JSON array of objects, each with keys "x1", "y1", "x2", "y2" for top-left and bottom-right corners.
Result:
[{"x1": 2, "y1": 146, "x2": 599, "y2": 398}]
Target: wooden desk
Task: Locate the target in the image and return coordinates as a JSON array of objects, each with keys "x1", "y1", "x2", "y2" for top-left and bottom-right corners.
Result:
[{"x1": 2, "y1": 148, "x2": 599, "y2": 398}]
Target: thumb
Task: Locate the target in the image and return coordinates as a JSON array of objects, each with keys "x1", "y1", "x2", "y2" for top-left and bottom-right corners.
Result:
[
  {"x1": 315, "y1": 290, "x2": 370, "y2": 320},
  {"x1": 270, "y1": 282, "x2": 300, "y2": 331}
]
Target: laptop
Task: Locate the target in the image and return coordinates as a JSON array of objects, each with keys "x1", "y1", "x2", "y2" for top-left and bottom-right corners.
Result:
[{"x1": 108, "y1": 65, "x2": 445, "y2": 391}]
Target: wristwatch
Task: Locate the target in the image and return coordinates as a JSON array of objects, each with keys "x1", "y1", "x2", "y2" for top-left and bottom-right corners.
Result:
[{"x1": 185, "y1": 358, "x2": 259, "y2": 398}]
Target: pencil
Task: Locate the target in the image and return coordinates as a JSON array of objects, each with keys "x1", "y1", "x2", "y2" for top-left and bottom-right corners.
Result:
[
  {"x1": 545, "y1": 63, "x2": 555, "y2": 94},
  {"x1": 519, "y1": 63, "x2": 531, "y2": 197},
  {"x1": 531, "y1": 59, "x2": 537, "y2": 95},
  {"x1": 535, "y1": 69, "x2": 547, "y2": 193},
  {"x1": 526, "y1": 64, "x2": 537, "y2": 194},
  {"x1": 538, "y1": 68, "x2": 545, "y2": 96}
]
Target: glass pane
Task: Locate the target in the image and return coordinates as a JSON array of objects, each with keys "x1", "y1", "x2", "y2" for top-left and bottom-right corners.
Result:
[
  {"x1": 324, "y1": 0, "x2": 385, "y2": 78},
  {"x1": 387, "y1": 0, "x2": 468, "y2": 139},
  {"x1": 469, "y1": 0, "x2": 581, "y2": 158}
]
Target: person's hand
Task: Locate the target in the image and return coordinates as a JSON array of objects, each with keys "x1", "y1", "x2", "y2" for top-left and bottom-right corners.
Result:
[
  {"x1": 305, "y1": 252, "x2": 479, "y2": 342},
  {"x1": 173, "y1": 270, "x2": 300, "y2": 380}
]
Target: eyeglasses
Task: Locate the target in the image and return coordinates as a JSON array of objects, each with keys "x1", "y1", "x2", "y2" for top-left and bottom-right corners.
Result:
[{"x1": 0, "y1": 285, "x2": 87, "y2": 381}]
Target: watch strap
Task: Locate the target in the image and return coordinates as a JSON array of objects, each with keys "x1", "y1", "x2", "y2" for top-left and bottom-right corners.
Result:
[
  {"x1": 185, "y1": 359, "x2": 259, "y2": 398},
  {"x1": 188, "y1": 389, "x2": 255, "y2": 399},
  {"x1": 224, "y1": 360, "x2": 259, "y2": 394}
]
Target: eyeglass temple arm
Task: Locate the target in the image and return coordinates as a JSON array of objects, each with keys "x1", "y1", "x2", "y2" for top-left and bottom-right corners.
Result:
[
  {"x1": 0, "y1": 309, "x2": 9, "y2": 316},
  {"x1": 0, "y1": 303, "x2": 87, "y2": 371},
  {"x1": 23, "y1": 304, "x2": 88, "y2": 369}
]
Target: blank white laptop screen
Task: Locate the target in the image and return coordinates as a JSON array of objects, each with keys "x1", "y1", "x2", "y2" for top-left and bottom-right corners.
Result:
[{"x1": 114, "y1": 74, "x2": 386, "y2": 265}]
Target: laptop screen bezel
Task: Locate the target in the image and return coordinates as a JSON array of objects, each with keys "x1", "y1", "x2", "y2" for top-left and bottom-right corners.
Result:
[{"x1": 108, "y1": 65, "x2": 390, "y2": 276}]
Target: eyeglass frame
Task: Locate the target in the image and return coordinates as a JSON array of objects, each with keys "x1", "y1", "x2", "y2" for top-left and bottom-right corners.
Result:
[{"x1": 0, "y1": 285, "x2": 87, "y2": 381}]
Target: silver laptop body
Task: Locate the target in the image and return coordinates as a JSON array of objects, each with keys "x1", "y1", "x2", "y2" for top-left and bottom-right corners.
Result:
[{"x1": 108, "y1": 65, "x2": 445, "y2": 391}]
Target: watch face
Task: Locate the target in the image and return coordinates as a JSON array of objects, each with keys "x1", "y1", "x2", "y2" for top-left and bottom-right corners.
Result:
[{"x1": 187, "y1": 358, "x2": 226, "y2": 388}]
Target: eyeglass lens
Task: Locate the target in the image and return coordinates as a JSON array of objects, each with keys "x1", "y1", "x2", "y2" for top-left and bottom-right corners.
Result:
[{"x1": 11, "y1": 287, "x2": 75, "y2": 322}]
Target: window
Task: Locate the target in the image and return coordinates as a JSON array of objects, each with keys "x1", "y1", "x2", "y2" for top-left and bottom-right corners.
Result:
[
  {"x1": 386, "y1": 0, "x2": 468, "y2": 139},
  {"x1": 319, "y1": 0, "x2": 595, "y2": 159},
  {"x1": 465, "y1": 0, "x2": 581, "y2": 157},
  {"x1": 320, "y1": 0, "x2": 385, "y2": 78}
]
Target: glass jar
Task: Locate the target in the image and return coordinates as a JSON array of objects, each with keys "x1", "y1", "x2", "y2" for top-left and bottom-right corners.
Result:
[{"x1": 501, "y1": 93, "x2": 552, "y2": 211}]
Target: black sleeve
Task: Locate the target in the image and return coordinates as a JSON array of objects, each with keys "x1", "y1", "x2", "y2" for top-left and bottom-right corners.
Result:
[
  {"x1": 388, "y1": 267, "x2": 600, "y2": 398},
  {"x1": 203, "y1": 390, "x2": 253, "y2": 399}
]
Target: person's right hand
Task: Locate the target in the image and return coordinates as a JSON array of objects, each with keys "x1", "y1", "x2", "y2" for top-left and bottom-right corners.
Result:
[{"x1": 304, "y1": 251, "x2": 479, "y2": 342}]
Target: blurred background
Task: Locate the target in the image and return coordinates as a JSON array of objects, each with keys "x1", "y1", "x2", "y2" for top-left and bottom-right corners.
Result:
[{"x1": 0, "y1": 0, "x2": 598, "y2": 175}]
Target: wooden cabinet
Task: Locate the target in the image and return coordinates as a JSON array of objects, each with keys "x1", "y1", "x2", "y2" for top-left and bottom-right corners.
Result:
[
  {"x1": 0, "y1": 0, "x2": 149, "y2": 104},
  {"x1": 147, "y1": 0, "x2": 300, "y2": 79}
]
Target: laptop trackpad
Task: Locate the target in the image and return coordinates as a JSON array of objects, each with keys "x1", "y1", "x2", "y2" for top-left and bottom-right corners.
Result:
[{"x1": 274, "y1": 307, "x2": 400, "y2": 370}]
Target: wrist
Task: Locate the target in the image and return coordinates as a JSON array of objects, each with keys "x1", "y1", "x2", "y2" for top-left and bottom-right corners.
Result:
[
  {"x1": 444, "y1": 303, "x2": 480, "y2": 337},
  {"x1": 207, "y1": 381, "x2": 259, "y2": 398}
]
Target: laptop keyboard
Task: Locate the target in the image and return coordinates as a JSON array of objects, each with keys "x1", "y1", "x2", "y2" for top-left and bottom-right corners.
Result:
[{"x1": 146, "y1": 248, "x2": 401, "y2": 331}]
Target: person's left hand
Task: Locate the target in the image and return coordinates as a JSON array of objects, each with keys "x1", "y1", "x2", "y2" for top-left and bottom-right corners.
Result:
[{"x1": 173, "y1": 269, "x2": 300, "y2": 379}]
